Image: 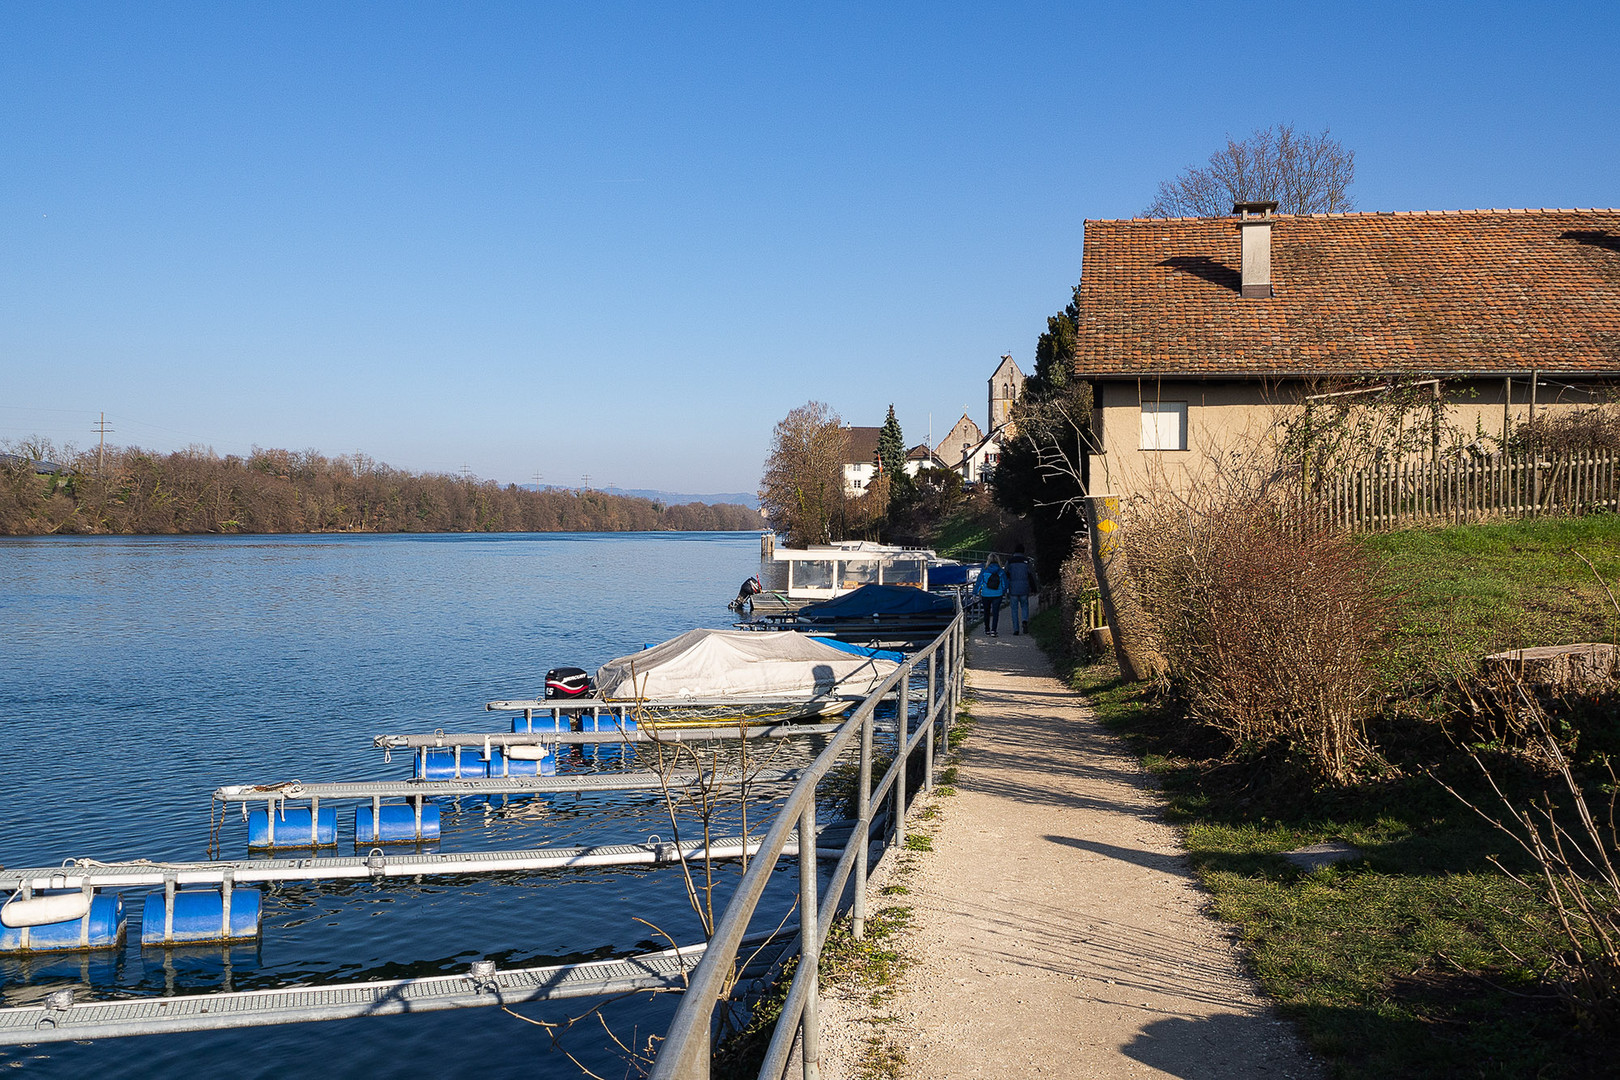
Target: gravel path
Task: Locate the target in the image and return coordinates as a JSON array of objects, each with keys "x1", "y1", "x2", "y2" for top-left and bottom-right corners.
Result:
[{"x1": 816, "y1": 629, "x2": 1320, "y2": 1080}]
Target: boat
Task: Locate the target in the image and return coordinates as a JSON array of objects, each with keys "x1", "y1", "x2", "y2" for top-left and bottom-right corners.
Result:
[
  {"x1": 740, "y1": 537, "x2": 971, "y2": 615},
  {"x1": 750, "y1": 583, "x2": 958, "y2": 642},
  {"x1": 590, "y1": 628, "x2": 901, "y2": 726}
]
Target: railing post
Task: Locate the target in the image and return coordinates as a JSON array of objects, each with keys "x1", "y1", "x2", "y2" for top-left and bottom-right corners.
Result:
[
  {"x1": 853, "y1": 707, "x2": 873, "y2": 940},
  {"x1": 924, "y1": 649, "x2": 936, "y2": 791},
  {"x1": 893, "y1": 673, "x2": 907, "y2": 852},
  {"x1": 798, "y1": 800, "x2": 821, "y2": 1080}
]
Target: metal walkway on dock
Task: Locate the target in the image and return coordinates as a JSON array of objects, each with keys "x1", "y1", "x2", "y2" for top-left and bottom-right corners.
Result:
[
  {"x1": 372, "y1": 721, "x2": 843, "y2": 752},
  {"x1": 0, "y1": 948, "x2": 702, "y2": 1045},
  {"x1": 0, "y1": 834, "x2": 828, "y2": 892},
  {"x1": 213, "y1": 768, "x2": 802, "y2": 806}
]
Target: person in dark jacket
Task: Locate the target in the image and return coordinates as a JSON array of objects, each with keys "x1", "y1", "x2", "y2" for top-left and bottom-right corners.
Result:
[
  {"x1": 1006, "y1": 546, "x2": 1039, "y2": 635},
  {"x1": 973, "y1": 556, "x2": 1008, "y2": 636}
]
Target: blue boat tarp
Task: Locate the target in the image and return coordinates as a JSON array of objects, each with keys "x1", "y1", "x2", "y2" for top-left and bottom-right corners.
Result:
[
  {"x1": 797, "y1": 584, "x2": 955, "y2": 622},
  {"x1": 927, "y1": 563, "x2": 971, "y2": 586},
  {"x1": 808, "y1": 637, "x2": 906, "y2": 664}
]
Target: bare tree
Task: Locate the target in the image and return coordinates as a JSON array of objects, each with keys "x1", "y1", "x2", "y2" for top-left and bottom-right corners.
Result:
[
  {"x1": 759, "y1": 401, "x2": 848, "y2": 547},
  {"x1": 1144, "y1": 123, "x2": 1356, "y2": 218}
]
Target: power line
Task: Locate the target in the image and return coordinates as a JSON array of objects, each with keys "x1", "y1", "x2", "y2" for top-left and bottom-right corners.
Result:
[{"x1": 93, "y1": 412, "x2": 113, "y2": 477}]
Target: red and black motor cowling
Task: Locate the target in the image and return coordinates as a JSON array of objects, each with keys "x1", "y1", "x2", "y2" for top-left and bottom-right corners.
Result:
[{"x1": 545, "y1": 667, "x2": 595, "y2": 699}]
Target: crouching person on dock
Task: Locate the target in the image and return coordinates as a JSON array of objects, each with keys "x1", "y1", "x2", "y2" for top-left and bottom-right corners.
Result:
[
  {"x1": 1007, "y1": 547, "x2": 1038, "y2": 636},
  {"x1": 975, "y1": 556, "x2": 1008, "y2": 637}
]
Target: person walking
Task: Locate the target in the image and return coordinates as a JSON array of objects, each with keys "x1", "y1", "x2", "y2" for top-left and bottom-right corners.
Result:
[
  {"x1": 974, "y1": 555, "x2": 1008, "y2": 637},
  {"x1": 1006, "y1": 546, "x2": 1039, "y2": 635}
]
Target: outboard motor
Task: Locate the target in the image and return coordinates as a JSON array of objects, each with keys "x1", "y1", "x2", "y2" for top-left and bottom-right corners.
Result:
[
  {"x1": 728, "y1": 575, "x2": 763, "y2": 614},
  {"x1": 545, "y1": 667, "x2": 594, "y2": 699}
]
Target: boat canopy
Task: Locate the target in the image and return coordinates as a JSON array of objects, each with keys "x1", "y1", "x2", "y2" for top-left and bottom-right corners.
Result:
[
  {"x1": 796, "y1": 583, "x2": 956, "y2": 621},
  {"x1": 596, "y1": 629, "x2": 899, "y2": 702}
]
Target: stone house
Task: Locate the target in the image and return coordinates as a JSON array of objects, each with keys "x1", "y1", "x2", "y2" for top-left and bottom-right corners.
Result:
[
  {"x1": 934, "y1": 414, "x2": 983, "y2": 480},
  {"x1": 1073, "y1": 205, "x2": 1620, "y2": 495}
]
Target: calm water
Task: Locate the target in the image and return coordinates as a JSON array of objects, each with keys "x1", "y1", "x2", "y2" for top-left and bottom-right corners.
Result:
[{"x1": 0, "y1": 531, "x2": 805, "y2": 1078}]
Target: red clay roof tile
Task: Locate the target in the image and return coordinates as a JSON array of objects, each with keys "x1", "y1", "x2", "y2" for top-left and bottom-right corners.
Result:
[{"x1": 1076, "y1": 210, "x2": 1620, "y2": 377}]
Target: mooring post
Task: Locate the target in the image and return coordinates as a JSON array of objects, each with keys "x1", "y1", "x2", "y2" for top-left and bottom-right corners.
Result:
[
  {"x1": 798, "y1": 799, "x2": 820, "y2": 1080},
  {"x1": 163, "y1": 874, "x2": 177, "y2": 944},
  {"x1": 853, "y1": 709, "x2": 873, "y2": 941},
  {"x1": 79, "y1": 881, "x2": 93, "y2": 948},
  {"x1": 221, "y1": 868, "x2": 234, "y2": 941}
]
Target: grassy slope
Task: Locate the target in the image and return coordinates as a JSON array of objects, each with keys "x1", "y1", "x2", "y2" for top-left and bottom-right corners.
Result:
[{"x1": 1033, "y1": 515, "x2": 1620, "y2": 1080}]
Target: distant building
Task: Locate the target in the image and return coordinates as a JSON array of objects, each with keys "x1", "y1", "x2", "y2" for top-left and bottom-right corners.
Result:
[
  {"x1": 989, "y1": 353, "x2": 1025, "y2": 430},
  {"x1": 934, "y1": 414, "x2": 983, "y2": 480},
  {"x1": 934, "y1": 353, "x2": 1027, "y2": 483},
  {"x1": 840, "y1": 425, "x2": 884, "y2": 496},
  {"x1": 904, "y1": 443, "x2": 949, "y2": 477}
]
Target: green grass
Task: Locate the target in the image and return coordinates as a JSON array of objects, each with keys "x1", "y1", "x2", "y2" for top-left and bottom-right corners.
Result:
[
  {"x1": 1038, "y1": 518, "x2": 1620, "y2": 1079},
  {"x1": 1358, "y1": 516, "x2": 1620, "y2": 682}
]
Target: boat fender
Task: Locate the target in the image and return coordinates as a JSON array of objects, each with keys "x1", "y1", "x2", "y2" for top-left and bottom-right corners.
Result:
[
  {"x1": 506, "y1": 743, "x2": 552, "y2": 761},
  {"x1": 1, "y1": 891, "x2": 91, "y2": 929}
]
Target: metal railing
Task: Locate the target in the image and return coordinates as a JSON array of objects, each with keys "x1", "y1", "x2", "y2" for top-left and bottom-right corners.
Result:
[{"x1": 652, "y1": 611, "x2": 967, "y2": 1080}]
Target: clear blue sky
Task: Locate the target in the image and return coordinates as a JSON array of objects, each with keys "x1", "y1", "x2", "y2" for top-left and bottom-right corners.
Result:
[{"x1": 3, "y1": 2, "x2": 1615, "y2": 493}]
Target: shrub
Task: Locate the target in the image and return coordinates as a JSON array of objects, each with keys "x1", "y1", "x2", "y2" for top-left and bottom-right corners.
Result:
[{"x1": 1132, "y1": 495, "x2": 1388, "y2": 783}]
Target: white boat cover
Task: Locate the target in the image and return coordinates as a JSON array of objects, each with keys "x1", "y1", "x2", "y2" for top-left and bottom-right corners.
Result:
[{"x1": 596, "y1": 629, "x2": 899, "y2": 702}]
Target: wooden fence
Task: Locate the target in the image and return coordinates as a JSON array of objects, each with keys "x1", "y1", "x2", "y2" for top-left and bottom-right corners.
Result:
[{"x1": 1321, "y1": 451, "x2": 1620, "y2": 531}]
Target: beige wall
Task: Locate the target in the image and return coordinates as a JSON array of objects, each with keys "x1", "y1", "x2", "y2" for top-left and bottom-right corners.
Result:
[{"x1": 1088, "y1": 375, "x2": 1613, "y2": 498}]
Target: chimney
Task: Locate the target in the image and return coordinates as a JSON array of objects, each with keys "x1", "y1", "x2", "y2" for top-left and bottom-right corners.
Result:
[{"x1": 1234, "y1": 200, "x2": 1278, "y2": 299}]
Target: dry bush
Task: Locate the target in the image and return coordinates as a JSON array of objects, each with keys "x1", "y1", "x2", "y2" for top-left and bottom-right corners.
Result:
[
  {"x1": 1512, "y1": 404, "x2": 1620, "y2": 456},
  {"x1": 1131, "y1": 495, "x2": 1387, "y2": 783},
  {"x1": 1057, "y1": 534, "x2": 1098, "y2": 657},
  {"x1": 1440, "y1": 680, "x2": 1620, "y2": 1029}
]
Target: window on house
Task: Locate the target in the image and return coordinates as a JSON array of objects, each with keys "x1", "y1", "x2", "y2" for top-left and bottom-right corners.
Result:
[{"x1": 1140, "y1": 401, "x2": 1188, "y2": 451}]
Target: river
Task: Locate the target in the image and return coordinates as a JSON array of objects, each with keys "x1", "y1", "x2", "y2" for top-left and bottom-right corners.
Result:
[{"x1": 0, "y1": 531, "x2": 797, "y2": 1078}]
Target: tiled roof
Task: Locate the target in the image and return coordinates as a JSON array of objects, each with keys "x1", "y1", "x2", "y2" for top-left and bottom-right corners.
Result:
[
  {"x1": 1076, "y1": 209, "x2": 1620, "y2": 377},
  {"x1": 842, "y1": 426, "x2": 882, "y2": 465}
]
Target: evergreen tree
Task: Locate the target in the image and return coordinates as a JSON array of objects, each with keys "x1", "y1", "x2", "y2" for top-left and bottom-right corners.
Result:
[{"x1": 877, "y1": 405, "x2": 907, "y2": 480}]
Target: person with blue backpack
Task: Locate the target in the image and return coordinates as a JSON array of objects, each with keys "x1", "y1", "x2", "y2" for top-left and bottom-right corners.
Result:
[{"x1": 974, "y1": 555, "x2": 1008, "y2": 636}]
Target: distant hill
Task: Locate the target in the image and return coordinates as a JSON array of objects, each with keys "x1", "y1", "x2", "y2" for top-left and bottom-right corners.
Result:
[{"x1": 523, "y1": 485, "x2": 759, "y2": 510}]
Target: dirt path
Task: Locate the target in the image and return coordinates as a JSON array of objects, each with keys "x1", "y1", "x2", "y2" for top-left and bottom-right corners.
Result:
[{"x1": 818, "y1": 630, "x2": 1320, "y2": 1080}]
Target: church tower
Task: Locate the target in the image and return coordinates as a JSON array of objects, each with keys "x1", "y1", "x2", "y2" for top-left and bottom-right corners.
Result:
[{"x1": 988, "y1": 354, "x2": 1025, "y2": 431}]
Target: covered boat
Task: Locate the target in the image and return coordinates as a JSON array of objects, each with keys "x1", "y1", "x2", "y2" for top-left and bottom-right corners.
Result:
[
  {"x1": 595, "y1": 629, "x2": 898, "y2": 721},
  {"x1": 755, "y1": 583, "x2": 957, "y2": 642}
]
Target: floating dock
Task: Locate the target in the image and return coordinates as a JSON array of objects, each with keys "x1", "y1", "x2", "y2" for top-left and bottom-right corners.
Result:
[
  {"x1": 0, "y1": 833, "x2": 830, "y2": 893},
  {"x1": 0, "y1": 948, "x2": 704, "y2": 1045}
]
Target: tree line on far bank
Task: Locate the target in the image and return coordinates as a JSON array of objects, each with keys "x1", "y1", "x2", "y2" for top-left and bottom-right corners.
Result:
[{"x1": 0, "y1": 441, "x2": 762, "y2": 536}]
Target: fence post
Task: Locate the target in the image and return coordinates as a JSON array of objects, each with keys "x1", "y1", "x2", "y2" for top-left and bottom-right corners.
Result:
[{"x1": 798, "y1": 800, "x2": 820, "y2": 1080}]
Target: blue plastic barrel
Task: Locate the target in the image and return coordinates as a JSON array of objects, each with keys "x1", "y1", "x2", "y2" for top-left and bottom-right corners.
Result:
[
  {"x1": 511, "y1": 713, "x2": 566, "y2": 734},
  {"x1": 355, "y1": 802, "x2": 441, "y2": 843},
  {"x1": 0, "y1": 893, "x2": 125, "y2": 954},
  {"x1": 416, "y1": 747, "x2": 490, "y2": 779},
  {"x1": 578, "y1": 713, "x2": 635, "y2": 763},
  {"x1": 247, "y1": 805, "x2": 338, "y2": 848},
  {"x1": 488, "y1": 747, "x2": 556, "y2": 776},
  {"x1": 140, "y1": 888, "x2": 262, "y2": 945}
]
